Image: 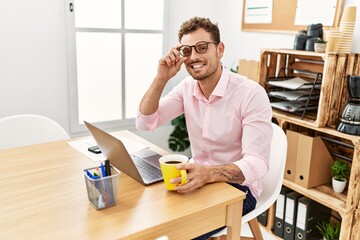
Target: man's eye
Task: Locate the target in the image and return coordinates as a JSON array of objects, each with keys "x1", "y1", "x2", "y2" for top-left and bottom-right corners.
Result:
[
  {"x1": 182, "y1": 48, "x2": 191, "y2": 55},
  {"x1": 197, "y1": 45, "x2": 207, "y2": 52}
]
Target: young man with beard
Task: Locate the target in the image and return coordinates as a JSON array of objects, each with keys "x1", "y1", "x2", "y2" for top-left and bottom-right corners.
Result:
[{"x1": 136, "y1": 17, "x2": 273, "y2": 239}]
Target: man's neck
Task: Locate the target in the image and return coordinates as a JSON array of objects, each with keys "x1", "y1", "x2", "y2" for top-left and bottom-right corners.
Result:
[{"x1": 198, "y1": 66, "x2": 223, "y2": 99}]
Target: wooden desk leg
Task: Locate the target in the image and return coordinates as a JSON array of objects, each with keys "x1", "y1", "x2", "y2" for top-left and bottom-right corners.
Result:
[{"x1": 226, "y1": 201, "x2": 243, "y2": 240}]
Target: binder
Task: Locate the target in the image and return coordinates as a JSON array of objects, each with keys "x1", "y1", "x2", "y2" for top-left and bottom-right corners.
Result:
[
  {"x1": 257, "y1": 209, "x2": 268, "y2": 227},
  {"x1": 284, "y1": 191, "x2": 303, "y2": 240},
  {"x1": 274, "y1": 187, "x2": 293, "y2": 238},
  {"x1": 295, "y1": 197, "x2": 331, "y2": 240}
]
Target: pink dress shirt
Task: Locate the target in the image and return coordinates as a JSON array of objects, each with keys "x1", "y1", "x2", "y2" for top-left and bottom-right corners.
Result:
[{"x1": 136, "y1": 69, "x2": 273, "y2": 198}]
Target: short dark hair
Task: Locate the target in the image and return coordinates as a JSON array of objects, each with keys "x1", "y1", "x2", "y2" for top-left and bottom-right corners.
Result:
[{"x1": 178, "y1": 17, "x2": 220, "y2": 43}]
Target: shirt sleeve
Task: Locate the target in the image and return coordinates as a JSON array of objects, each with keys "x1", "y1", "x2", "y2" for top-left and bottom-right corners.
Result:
[
  {"x1": 233, "y1": 85, "x2": 273, "y2": 185},
  {"x1": 135, "y1": 81, "x2": 186, "y2": 131}
]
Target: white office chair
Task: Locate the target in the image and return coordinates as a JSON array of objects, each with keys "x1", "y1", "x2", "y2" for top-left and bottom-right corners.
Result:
[
  {"x1": 211, "y1": 123, "x2": 288, "y2": 240},
  {"x1": 0, "y1": 114, "x2": 70, "y2": 150}
]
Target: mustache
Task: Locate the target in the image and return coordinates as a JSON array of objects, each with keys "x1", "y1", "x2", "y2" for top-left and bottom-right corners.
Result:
[{"x1": 187, "y1": 59, "x2": 203, "y2": 65}]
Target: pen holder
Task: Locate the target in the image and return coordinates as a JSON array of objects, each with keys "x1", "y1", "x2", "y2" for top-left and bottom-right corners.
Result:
[{"x1": 84, "y1": 165, "x2": 120, "y2": 210}]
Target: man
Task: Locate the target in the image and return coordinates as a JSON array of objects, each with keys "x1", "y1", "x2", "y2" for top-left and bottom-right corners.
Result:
[{"x1": 136, "y1": 17, "x2": 272, "y2": 239}]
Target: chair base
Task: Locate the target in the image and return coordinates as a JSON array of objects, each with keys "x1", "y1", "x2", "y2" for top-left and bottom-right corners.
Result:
[{"x1": 247, "y1": 218, "x2": 263, "y2": 240}]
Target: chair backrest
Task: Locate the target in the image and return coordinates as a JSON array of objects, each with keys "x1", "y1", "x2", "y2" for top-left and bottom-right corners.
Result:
[
  {"x1": 242, "y1": 123, "x2": 288, "y2": 223},
  {"x1": 0, "y1": 114, "x2": 70, "y2": 150}
]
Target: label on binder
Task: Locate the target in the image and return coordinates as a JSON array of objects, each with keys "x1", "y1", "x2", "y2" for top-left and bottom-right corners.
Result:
[
  {"x1": 285, "y1": 199, "x2": 295, "y2": 224},
  {"x1": 276, "y1": 195, "x2": 285, "y2": 218},
  {"x1": 296, "y1": 202, "x2": 306, "y2": 230}
]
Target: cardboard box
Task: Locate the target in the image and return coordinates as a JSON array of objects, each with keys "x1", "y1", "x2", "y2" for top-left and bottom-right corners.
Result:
[
  {"x1": 238, "y1": 59, "x2": 259, "y2": 83},
  {"x1": 284, "y1": 130, "x2": 299, "y2": 182},
  {"x1": 294, "y1": 132, "x2": 333, "y2": 188}
]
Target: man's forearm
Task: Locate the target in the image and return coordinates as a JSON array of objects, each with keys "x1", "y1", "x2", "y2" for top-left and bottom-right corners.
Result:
[
  {"x1": 207, "y1": 164, "x2": 245, "y2": 184},
  {"x1": 139, "y1": 78, "x2": 167, "y2": 115}
]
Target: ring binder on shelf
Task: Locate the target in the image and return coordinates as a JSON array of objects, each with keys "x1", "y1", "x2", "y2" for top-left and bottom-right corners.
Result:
[
  {"x1": 274, "y1": 187, "x2": 293, "y2": 238},
  {"x1": 295, "y1": 196, "x2": 331, "y2": 240},
  {"x1": 284, "y1": 191, "x2": 303, "y2": 240}
]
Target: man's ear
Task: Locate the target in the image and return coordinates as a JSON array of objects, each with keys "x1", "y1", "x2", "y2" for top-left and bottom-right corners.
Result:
[{"x1": 217, "y1": 42, "x2": 225, "y2": 58}]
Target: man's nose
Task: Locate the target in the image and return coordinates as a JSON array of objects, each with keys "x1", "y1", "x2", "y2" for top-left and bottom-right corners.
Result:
[{"x1": 189, "y1": 46, "x2": 201, "y2": 59}]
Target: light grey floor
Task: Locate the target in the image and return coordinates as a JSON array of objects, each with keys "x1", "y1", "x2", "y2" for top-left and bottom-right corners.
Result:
[{"x1": 241, "y1": 223, "x2": 277, "y2": 239}]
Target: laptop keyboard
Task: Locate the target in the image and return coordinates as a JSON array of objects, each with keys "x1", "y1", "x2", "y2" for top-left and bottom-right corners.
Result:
[{"x1": 132, "y1": 155, "x2": 163, "y2": 182}]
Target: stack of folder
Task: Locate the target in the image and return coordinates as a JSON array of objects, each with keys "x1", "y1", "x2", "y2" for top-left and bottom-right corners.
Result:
[
  {"x1": 274, "y1": 187, "x2": 293, "y2": 238},
  {"x1": 274, "y1": 186, "x2": 331, "y2": 240}
]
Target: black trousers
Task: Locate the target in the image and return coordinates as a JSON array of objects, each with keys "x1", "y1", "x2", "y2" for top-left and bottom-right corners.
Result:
[{"x1": 192, "y1": 184, "x2": 257, "y2": 240}]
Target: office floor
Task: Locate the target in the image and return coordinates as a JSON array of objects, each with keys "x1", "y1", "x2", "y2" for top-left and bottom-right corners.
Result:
[
  {"x1": 211, "y1": 223, "x2": 277, "y2": 239},
  {"x1": 241, "y1": 223, "x2": 277, "y2": 240}
]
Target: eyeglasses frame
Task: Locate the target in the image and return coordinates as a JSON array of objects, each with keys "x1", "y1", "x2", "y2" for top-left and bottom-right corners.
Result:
[{"x1": 177, "y1": 41, "x2": 219, "y2": 57}]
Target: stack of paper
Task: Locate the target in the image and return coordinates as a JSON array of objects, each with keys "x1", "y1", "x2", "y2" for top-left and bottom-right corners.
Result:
[
  {"x1": 268, "y1": 90, "x2": 319, "y2": 101},
  {"x1": 268, "y1": 77, "x2": 320, "y2": 90},
  {"x1": 271, "y1": 101, "x2": 318, "y2": 113}
]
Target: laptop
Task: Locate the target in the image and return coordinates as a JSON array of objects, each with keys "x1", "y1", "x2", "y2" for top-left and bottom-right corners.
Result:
[{"x1": 84, "y1": 121, "x2": 163, "y2": 185}]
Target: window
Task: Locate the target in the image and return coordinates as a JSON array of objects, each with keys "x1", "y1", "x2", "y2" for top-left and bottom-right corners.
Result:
[{"x1": 65, "y1": 0, "x2": 165, "y2": 133}]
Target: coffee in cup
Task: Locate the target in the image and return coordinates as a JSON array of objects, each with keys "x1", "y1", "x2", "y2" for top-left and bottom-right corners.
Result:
[{"x1": 159, "y1": 154, "x2": 188, "y2": 190}]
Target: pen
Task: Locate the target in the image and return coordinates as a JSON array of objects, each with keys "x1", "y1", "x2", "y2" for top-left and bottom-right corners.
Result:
[
  {"x1": 97, "y1": 179, "x2": 108, "y2": 204},
  {"x1": 100, "y1": 162, "x2": 106, "y2": 177},
  {"x1": 95, "y1": 167, "x2": 101, "y2": 177},
  {"x1": 99, "y1": 162, "x2": 111, "y2": 204},
  {"x1": 105, "y1": 159, "x2": 111, "y2": 176},
  {"x1": 85, "y1": 170, "x2": 95, "y2": 179},
  {"x1": 104, "y1": 159, "x2": 114, "y2": 204}
]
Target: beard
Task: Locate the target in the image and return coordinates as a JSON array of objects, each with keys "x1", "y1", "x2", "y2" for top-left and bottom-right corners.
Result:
[{"x1": 185, "y1": 58, "x2": 221, "y2": 81}]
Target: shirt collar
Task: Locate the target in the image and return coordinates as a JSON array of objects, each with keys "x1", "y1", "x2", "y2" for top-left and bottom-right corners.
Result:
[{"x1": 193, "y1": 68, "x2": 230, "y2": 101}]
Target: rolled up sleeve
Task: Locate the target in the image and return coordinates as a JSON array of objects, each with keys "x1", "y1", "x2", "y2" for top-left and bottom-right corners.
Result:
[{"x1": 234, "y1": 86, "x2": 273, "y2": 186}]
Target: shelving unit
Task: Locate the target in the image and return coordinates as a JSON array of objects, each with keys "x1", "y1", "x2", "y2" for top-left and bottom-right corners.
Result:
[
  {"x1": 258, "y1": 49, "x2": 360, "y2": 240},
  {"x1": 258, "y1": 49, "x2": 359, "y2": 128}
]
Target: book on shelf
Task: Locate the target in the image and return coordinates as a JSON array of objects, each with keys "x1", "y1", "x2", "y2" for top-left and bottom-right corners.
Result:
[
  {"x1": 271, "y1": 101, "x2": 318, "y2": 113},
  {"x1": 268, "y1": 90, "x2": 320, "y2": 101},
  {"x1": 267, "y1": 77, "x2": 321, "y2": 90}
]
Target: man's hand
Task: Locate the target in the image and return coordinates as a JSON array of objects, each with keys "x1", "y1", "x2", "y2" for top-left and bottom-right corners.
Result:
[
  {"x1": 171, "y1": 163, "x2": 210, "y2": 193},
  {"x1": 170, "y1": 163, "x2": 245, "y2": 194},
  {"x1": 157, "y1": 45, "x2": 187, "y2": 83},
  {"x1": 139, "y1": 45, "x2": 187, "y2": 115}
]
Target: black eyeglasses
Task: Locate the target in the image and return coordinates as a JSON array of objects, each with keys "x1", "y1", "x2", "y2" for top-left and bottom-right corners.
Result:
[{"x1": 178, "y1": 41, "x2": 219, "y2": 57}]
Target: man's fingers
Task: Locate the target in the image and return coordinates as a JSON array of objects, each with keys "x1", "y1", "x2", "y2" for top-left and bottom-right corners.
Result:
[
  {"x1": 175, "y1": 57, "x2": 187, "y2": 69},
  {"x1": 177, "y1": 162, "x2": 195, "y2": 170},
  {"x1": 170, "y1": 176, "x2": 183, "y2": 184},
  {"x1": 162, "y1": 47, "x2": 182, "y2": 67}
]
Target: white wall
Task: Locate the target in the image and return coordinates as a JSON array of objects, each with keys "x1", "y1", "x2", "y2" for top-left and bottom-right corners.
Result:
[
  {"x1": 0, "y1": 1, "x2": 69, "y2": 130},
  {"x1": 1, "y1": 0, "x2": 359, "y2": 153}
]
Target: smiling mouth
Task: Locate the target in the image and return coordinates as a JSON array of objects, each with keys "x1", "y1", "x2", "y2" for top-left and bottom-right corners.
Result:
[{"x1": 191, "y1": 64, "x2": 204, "y2": 69}]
